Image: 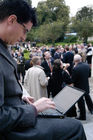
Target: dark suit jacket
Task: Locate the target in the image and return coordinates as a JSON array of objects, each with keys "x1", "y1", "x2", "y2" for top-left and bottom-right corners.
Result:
[
  {"x1": 63, "y1": 51, "x2": 74, "y2": 64},
  {"x1": 63, "y1": 51, "x2": 74, "y2": 74},
  {"x1": 41, "y1": 60, "x2": 51, "y2": 77},
  {"x1": 72, "y1": 62, "x2": 90, "y2": 94},
  {"x1": 49, "y1": 69, "x2": 72, "y2": 97},
  {"x1": 0, "y1": 41, "x2": 37, "y2": 138},
  {"x1": 54, "y1": 52, "x2": 61, "y2": 60}
]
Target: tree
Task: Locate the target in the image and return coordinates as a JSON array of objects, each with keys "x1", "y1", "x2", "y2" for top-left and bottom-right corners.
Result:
[
  {"x1": 76, "y1": 6, "x2": 93, "y2": 22},
  {"x1": 26, "y1": 27, "x2": 37, "y2": 42},
  {"x1": 37, "y1": 0, "x2": 69, "y2": 25},
  {"x1": 71, "y1": 6, "x2": 93, "y2": 43},
  {"x1": 35, "y1": 22, "x2": 64, "y2": 44},
  {"x1": 36, "y1": 1, "x2": 51, "y2": 25},
  {"x1": 46, "y1": 0, "x2": 69, "y2": 24},
  {"x1": 27, "y1": 0, "x2": 70, "y2": 43}
]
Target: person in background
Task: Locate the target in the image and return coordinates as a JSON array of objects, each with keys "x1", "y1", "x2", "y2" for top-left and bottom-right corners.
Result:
[
  {"x1": 63, "y1": 45, "x2": 74, "y2": 75},
  {"x1": 49, "y1": 59, "x2": 77, "y2": 117},
  {"x1": 53, "y1": 47, "x2": 61, "y2": 60},
  {"x1": 49, "y1": 59, "x2": 72, "y2": 97},
  {"x1": 41, "y1": 51, "x2": 53, "y2": 77},
  {"x1": 86, "y1": 43, "x2": 93, "y2": 69},
  {"x1": 41, "y1": 51, "x2": 53, "y2": 97},
  {"x1": 17, "y1": 51, "x2": 25, "y2": 84},
  {"x1": 0, "y1": 0, "x2": 86, "y2": 140},
  {"x1": 24, "y1": 56, "x2": 48, "y2": 100},
  {"x1": 72, "y1": 54, "x2": 93, "y2": 120},
  {"x1": 25, "y1": 53, "x2": 33, "y2": 70}
]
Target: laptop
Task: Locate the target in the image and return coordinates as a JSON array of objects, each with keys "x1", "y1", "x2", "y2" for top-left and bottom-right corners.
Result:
[{"x1": 38, "y1": 86, "x2": 85, "y2": 118}]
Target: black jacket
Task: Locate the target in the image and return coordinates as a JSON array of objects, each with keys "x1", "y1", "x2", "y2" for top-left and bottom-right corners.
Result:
[
  {"x1": 41, "y1": 60, "x2": 51, "y2": 77},
  {"x1": 63, "y1": 51, "x2": 74, "y2": 74},
  {"x1": 72, "y1": 62, "x2": 90, "y2": 94},
  {"x1": 49, "y1": 69, "x2": 72, "y2": 97}
]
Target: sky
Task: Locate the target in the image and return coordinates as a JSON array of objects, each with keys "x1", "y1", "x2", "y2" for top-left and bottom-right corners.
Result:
[{"x1": 32, "y1": 0, "x2": 93, "y2": 16}]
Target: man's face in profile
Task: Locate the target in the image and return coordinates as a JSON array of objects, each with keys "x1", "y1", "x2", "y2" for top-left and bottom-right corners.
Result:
[{"x1": 4, "y1": 15, "x2": 33, "y2": 45}]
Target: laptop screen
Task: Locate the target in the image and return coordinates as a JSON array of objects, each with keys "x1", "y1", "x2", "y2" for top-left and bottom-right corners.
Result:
[{"x1": 53, "y1": 86, "x2": 85, "y2": 115}]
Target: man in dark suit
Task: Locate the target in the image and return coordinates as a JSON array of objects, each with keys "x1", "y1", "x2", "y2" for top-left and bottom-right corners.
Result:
[
  {"x1": 0, "y1": 0, "x2": 86, "y2": 140},
  {"x1": 41, "y1": 51, "x2": 53, "y2": 77},
  {"x1": 63, "y1": 46, "x2": 74, "y2": 75},
  {"x1": 41, "y1": 51, "x2": 53, "y2": 97},
  {"x1": 72, "y1": 54, "x2": 93, "y2": 120},
  {"x1": 53, "y1": 48, "x2": 61, "y2": 60},
  {"x1": 25, "y1": 53, "x2": 33, "y2": 70}
]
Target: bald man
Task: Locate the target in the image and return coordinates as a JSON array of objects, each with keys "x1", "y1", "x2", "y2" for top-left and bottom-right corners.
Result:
[{"x1": 72, "y1": 54, "x2": 93, "y2": 120}]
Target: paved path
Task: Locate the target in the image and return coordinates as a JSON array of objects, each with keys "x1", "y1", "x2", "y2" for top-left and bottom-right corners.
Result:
[{"x1": 82, "y1": 77, "x2": 93, "y2": 140}]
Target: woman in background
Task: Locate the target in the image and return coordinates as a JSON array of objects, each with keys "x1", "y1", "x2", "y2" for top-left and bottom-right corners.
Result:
[
  {"x1": 49, "y1": 59, "x2": 77, "y2": 117},
  {"x1": 49, "y1": 59, "x2": 72, "y2": 97}
]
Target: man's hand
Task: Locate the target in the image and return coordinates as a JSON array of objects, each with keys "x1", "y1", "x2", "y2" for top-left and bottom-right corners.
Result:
[
  {"x1": 63, "y1": 63, "x2": 70, "y2": 70},
  {"x1": 22, "y1": 96, "x2": 34, "y2": 104},
  {"x1": 33, "y1": 97, "x2": 55, "y2": 113}
]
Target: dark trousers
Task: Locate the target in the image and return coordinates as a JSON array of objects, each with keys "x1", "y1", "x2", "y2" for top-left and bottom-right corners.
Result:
[
  {"x1": 6, "y1": 117, "x2": 86, "y2": 140},
  {"x1": 85, "y1": 93, "x2": 93, "y2": 112},
  {"x1": 17, "y1": 71, "x2": 25, "y2": 84},
  {"x1": 78, "y1": 97, "x2": 86, "y2": 119},
  {"x1": 0, "y1": 134, "x2": 6, "y2": 140},
  {"x1": 66, "y1": 105, "x2": 77, "y2": 117}
]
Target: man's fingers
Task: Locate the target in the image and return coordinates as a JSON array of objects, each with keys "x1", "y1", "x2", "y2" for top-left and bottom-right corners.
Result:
[
  {"x1": 22, "y1": 97, "x2": 32, "y2": 104},
  {"x1": 28, "y1": 97, "x2": 34, "y2": 103}
]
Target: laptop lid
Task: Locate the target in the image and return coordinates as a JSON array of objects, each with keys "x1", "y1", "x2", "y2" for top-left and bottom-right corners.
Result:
[{"x1": 53, "y1": 85, "x2": 85, "y2": 115}]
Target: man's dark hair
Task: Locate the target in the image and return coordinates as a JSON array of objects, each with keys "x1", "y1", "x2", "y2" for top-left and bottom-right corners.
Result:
[
  {"x1": 65, "y1": 45, "x2": 69, "y2": 51},
  {"x1": 0, "y1": 0, "x2": 37, "y2": 26}
]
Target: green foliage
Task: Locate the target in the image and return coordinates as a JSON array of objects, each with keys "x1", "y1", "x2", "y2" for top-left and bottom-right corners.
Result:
[
  {"x1": 37, "y1": 0, "x2": 69, "y2": 25},
  {"x1": 64, "y1": 36, "x2": 78, "y2": 43},
  {"x1": 23, "y1": 49, "x2": 29, "y2": 53},
  {"x1": 76, "y1": 6, "x2": 93, "y2": 22},
  {"x1": 36, "y1": 42, "x2": 76, "y2": 47},
  {"x1": 24, "y1": 50, "x2": 30, "y2": 60},
  {"x1": 71, "y1": 6, "x2": 93, "y2": 43},
  {"x1": 27, "y1": 0, "x2": 70, "y2": 43},
  {"x1": 55, "y1": 42, "x2": 67, "y2": 46},
  {"x1": 26, "y1": 27, "x2": 37, "y2": 41},
  {"x1": 35, "y1": 21, "x2": 66, "y2": 44}
]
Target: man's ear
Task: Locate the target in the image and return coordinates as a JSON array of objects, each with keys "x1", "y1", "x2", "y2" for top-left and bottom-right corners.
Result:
[{"x1": 7, "y1": 15, "x2": 17, "y2": 25}]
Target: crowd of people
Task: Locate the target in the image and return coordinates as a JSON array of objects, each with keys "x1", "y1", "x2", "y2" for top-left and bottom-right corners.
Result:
[
  {"x1": 11, "y1": 43, "x2": 93, "y2": 77},
  {"x1": 10, "y1": 42, "x2": 93, "y2": 121}
]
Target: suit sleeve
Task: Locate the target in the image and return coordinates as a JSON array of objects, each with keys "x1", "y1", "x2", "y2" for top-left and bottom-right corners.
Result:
[
  {"x1": 71, "y1": 68, "x2": 77, "y2": 83},
  {"x1": 62, "y1": 70, "x2": 72, "y2": 84},
  {"x1": 63, "y1": 53, "x2": 66, "y2": 63},
  {"x1": 0, "y1": 69, "x2": 37, "y2": 133}
]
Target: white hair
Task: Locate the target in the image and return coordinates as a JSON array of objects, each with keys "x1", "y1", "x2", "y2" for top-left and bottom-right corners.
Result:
[{"x1": 74, "y1": 54, "x2": 82, "y2": 62}]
